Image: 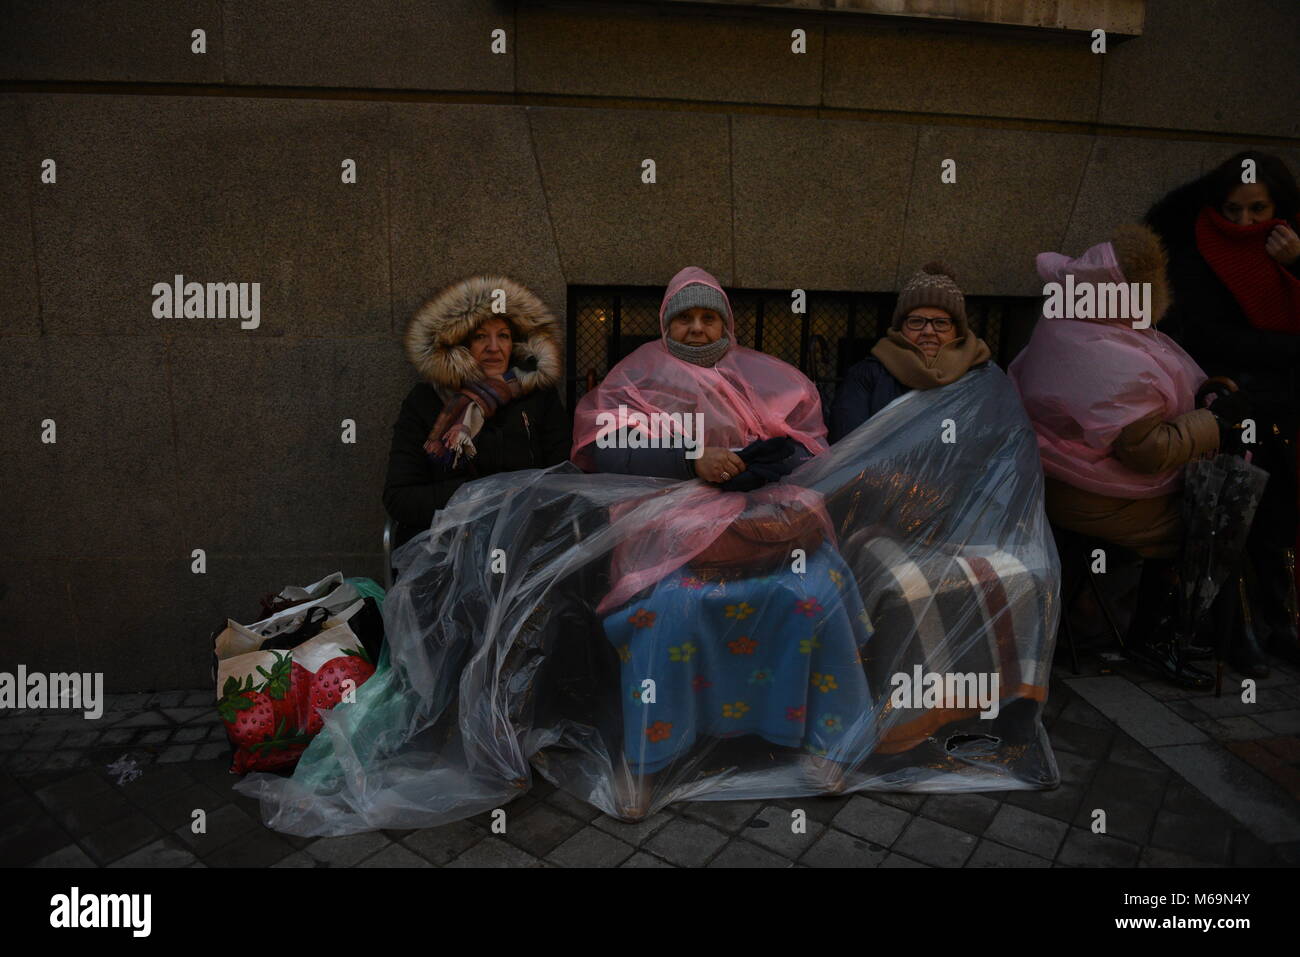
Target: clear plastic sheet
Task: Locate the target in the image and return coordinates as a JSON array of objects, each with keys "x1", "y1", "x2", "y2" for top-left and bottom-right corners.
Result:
[{"x1": 238, "y1": 364, "x2": 1060, "y2": 836}]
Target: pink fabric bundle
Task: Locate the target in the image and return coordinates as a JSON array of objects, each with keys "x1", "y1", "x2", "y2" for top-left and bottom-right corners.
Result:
[
  {"x1": 571, "y1": 266, "x2": 831, "y2": 612},
  {"x1": 1008, "y1": 242, "x2": 1206, "y2": 499}
]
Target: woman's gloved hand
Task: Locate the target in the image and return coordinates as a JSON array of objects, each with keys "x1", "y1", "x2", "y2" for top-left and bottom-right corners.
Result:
[
  {"x1": 1205, "y1": 390, "x2": 1253, "y2": 454},
  {"x1": 719, "y1": 437, "x2": 800, "y2": 492},
  {"x1": 1206, "y1": 389, "x2": 1251, "y2": 424}
]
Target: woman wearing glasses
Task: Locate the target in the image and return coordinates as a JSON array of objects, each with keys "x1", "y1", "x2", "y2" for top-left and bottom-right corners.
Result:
[{"x1": 829, "y1": 262, "x2": 991, "y2": 441}]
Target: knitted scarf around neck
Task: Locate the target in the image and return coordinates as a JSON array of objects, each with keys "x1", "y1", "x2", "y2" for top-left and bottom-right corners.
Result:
[
  {"x1": 1195, "y1": 207, "x2": 1300, "y2": 334},
  {"x1": 665, "y1": 335, "x2": 731, "y2": 367},
  {"x1": 424, "y1": 368, "x2": 531, "y2": 468},
  {"x1": 871, "y1": 330, "x2": 991, "y2": 390}
]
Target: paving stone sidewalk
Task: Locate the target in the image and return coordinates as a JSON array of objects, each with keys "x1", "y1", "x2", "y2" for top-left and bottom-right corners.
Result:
[{"x1": 4, "y1": 665, "x2": 1299, "y2": 868}]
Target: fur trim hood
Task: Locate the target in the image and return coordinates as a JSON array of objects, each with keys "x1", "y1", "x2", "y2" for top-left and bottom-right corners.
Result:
[
  {"x1": 1035, "y1": 223, "x2": 1172, "y2": 327},
  {"x1": 1110, "y1": 223, "x2": 1171, "y2": 326},
  {"x1": 404, "y1": 276, "x2": 563, "y2": 393}
]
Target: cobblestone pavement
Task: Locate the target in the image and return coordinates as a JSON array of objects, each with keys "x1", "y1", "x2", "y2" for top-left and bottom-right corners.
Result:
[{"x1": 4, "y1": 661, "x2": 1299, "y2": 868}]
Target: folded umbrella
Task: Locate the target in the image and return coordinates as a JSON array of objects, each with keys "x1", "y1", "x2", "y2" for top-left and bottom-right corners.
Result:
[{"x1": 1178, "y1": 453, "x2": 1268, "y2": 664}]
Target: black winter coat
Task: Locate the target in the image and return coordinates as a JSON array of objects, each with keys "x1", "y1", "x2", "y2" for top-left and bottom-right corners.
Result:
[
  {"x1": 383, "y1": 384, "x2": 573, "y2": 549},
  {"x1": 1146, "y1": 181, "x2": 1300, "y2": 432},
  {"x1": 828, "y1": 356, "x2": 910, "y2": 443}
]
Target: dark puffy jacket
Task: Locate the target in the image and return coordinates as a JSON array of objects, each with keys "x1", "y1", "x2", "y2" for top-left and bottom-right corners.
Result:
[
  {"x1": 383, "y1": 383, "x2": 572, "y2": 549},
  {"x1": 828, "y1": 356, "x2": 910, "y2": 443},
  {"x1": 384, "y1": 276, "x2": 573, "y2": 551}
]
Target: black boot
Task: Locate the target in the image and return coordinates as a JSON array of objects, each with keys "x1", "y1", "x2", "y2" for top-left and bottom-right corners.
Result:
[{"x1": 1124, "y1": 559, "x2": 1213, "y2": 691}]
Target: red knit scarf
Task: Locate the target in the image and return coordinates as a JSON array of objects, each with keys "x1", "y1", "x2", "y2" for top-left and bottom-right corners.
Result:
[{"x1": 1195, "y1": 207, "x2": 1300, "y2": 334}]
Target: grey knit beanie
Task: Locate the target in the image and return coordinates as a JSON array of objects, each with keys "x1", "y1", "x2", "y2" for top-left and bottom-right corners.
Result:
[
  {"x1": 662, "y1": 282, "x2": 731, "y2": 326},
  {"x1": 891, "y1": 261, "x2": 968, "y2": 335}
]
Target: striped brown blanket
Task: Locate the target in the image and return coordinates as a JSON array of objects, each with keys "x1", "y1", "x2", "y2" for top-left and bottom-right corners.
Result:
[{"x1": 842, "y1": 531, "x2": 1054, "y2": 754}]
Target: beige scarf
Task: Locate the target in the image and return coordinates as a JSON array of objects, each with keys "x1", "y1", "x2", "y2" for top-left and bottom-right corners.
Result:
[{"x1": 871, "y1": 329, "x2": 991, "y2": 390}]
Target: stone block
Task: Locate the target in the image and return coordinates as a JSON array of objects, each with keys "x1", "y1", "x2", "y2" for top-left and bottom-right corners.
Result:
[
  {"x1": 1055, "y1": 826, "x2": 1141, "y2": 866},
  {"x1": 707, "y1": 839, "x2": 792, "y2": 867},
  {"x1": 1099, "y1": 0, "x2": 1300, "y2": 138},
  {"x1": 32, "y1": 843, "x2": 97, "y2": 867},
  {"x1": 967, "y1": 838, "x2": 1052, "y2": 867},
  {"x1": 447, "y1": 835, "x2": 548, "y2": 868},
  {"x1": 984, "y1": 802, "x2": 1070, "y2": 858},
  {"x1": 225, "y1": 0, "x2": 513, "y2": 91},
  {"x1": 1153, "y1": 742, "x2": 1300, "y2": 844},
  {"x1": 831, "y1": 794, "x2": 912, "y2": 845},
  {"x1": 800, "y1": 827, "x2": 888, "y2": 867},
  {"x1": 0, "y1": 96, "x2": 38, "y2": 335},
  {"x1": 892, "y1": 816, "x2": 976, "y2": 866},
  {"x1": 743, "y1": 803, "x2": 825, "y2": 857},
  {"x1": 680, "y1": 798, "x2": 764, "y2": 832},
  {"x1": 107, "y1": 835, "x2": 198, "y2": 867},
  {"x1": 1061, "y1": 137, "x2": 1224, "y2": 254},
  {"x1": 897, "y1": 126, "x2": 1092, "y2": 296},
  {"x1": 80, "y1": 810, "x2": 164, "y2": 865},
  {"x1": 918, "y1": 792, "x2": 1003, "y2": 835},
  {"x1": 620, "y1": 850, "x2": 675, "y2": 867},
  {"x1": 518, "y1": 3, "x2": 822, "y2": 105},
  {"x1": 0, "y1": 338, "x2": 180, "y2": 560},
  {"x1": 642, "y1": 817, "x2": 728, "y2": 866},
  {"x1": 529, "y1": 106, "x2": 732, "y2": 286},
  {"x1": 0, "y1": 1, "x2": 225, "y2": 83},
  {"x1": 21, "y1": 94, "x2": 391, "y2": 337},
  {"x1": 732, "y1": 115, "x2": 916, "y2": 291},
  {"x1": 355, "y1": 842, "x2": 434, "y2": 868},
  {"x1": 592, "y1": 809, "x2": 673, "y2": 845},
  {"x1": 503, "y1": 803, "x2": 587, "y2": 857},
  {"x1": 388, "y1": 104, "x2": 566, "y2": 333},
  {"x1": 825, "y1": 23, "x2": 1100, "y2": 123},
  {"x1": 168, "y1": 337, "x2": 404, "y2": 556},
  {"x1": 401, "y1": 820, "x2": 487, "y2": 865}
]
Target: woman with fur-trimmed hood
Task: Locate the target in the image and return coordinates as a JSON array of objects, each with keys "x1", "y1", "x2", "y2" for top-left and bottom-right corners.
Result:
[
  {"x1": 1009, "y1": 224, "x2": 1249, "y2": 689},
  {"x1": 384, "y1": 276, "x2": 572, "y2": 549}
]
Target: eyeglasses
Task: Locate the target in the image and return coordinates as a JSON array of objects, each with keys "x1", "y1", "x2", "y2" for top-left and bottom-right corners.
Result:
[{"x1": 903, "y1": 315, "x2": 954, "y2": 333}]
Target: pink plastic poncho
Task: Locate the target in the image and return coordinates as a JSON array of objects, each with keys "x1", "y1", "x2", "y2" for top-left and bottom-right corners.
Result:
[
  {"x1": 571, "y1": 266, "x2": 831, "y2": 612},
  {"x1": 1008, "y1": 241, "x2": 1206, "y2": 499}
]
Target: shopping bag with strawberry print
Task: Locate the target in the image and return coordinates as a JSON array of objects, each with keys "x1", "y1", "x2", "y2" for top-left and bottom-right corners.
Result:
[{"x1": 215, "y1": 605, "x2": 378, "y2": 774}]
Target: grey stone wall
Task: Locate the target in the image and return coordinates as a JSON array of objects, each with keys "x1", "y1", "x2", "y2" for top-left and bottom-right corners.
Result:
[{"x1": 1, "y1": 0, "x2": 1296, "y2": 690}]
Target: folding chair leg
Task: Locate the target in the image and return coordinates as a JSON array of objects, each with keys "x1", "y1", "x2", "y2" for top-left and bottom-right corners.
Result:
[
  {"x1": 1060, "y1": 605, "x2": 1081, "y2": 675},
  {"x1": 1087, "y1": 570, "x2": 1127, "y2": 651}
]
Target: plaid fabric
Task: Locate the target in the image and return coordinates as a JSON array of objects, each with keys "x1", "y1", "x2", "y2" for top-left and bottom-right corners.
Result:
[
  {"x1": 423, "y1": 372, "x2": 524, "y2": 465},
  {"x1": 844, "y1": 533, "x2": 1053, "y2": 753}
]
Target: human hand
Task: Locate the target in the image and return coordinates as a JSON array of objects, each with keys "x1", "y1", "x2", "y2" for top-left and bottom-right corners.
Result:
[
  {"x1": 694, "y1": 447, "x2": 746, "y2": 484},
  {"x1": 1265, "y1": 223, "x2": 1300, "y2": 265},
  {"x1": 1206, "y1": 389, "x2": 1251, "y2": 425}
]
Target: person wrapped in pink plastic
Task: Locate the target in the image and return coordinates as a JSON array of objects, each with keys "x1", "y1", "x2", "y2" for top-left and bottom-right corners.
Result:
[
  {"x1": 1009, "y1": 224, "x2": 1247, "y2": 688},
  {"x1": 570, "y1": 266, "x2": 872, "y2": 817}
]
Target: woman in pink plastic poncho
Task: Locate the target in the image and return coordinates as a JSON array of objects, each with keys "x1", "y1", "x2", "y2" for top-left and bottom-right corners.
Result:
[
  {"x1": 1009, "y1": 224, "x2": 1249, "y2": 690},
  {"x1": 571, "y1": 266, "x2": 872, "y2": 818}
]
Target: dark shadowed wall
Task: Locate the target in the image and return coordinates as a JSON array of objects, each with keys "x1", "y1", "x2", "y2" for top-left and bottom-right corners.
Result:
[{"x1": 1, "y1": 0, "x2": 1297, "y2": 690}]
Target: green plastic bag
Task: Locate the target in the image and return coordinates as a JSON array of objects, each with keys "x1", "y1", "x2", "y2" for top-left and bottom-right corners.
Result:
[{"x1": 344, "y1": 576, "x2": 386, "y2": 610}]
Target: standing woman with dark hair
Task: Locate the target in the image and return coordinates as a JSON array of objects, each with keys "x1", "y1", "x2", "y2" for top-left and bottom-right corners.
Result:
[{"x1": 1146, "y1": 151, "x2": 1300, "y2": 671}]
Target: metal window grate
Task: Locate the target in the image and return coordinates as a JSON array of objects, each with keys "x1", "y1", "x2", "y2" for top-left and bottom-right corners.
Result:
[{"x1": 566, "y1": 285, "x2": 1036, "y2": 413}]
